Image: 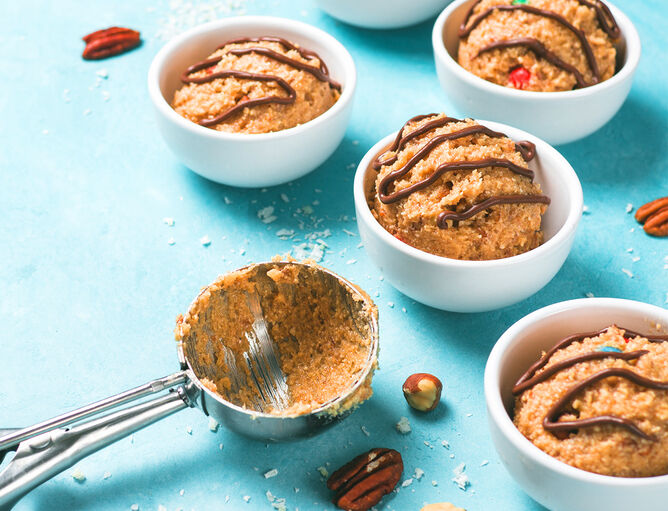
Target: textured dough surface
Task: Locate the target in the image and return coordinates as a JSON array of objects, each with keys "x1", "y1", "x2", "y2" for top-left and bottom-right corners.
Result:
[
  {"x1": 370, "y1": 115, "x2": 547, "y2": 260},
  {"x1": 514, "y1": 326, "x2": 668, "y2": 477},
  {"x1": 173, "y1": 39, "x2": 340, "y2": 133},
  {"x1": 458, "y1": 0, "x2": 617, "y2": 91},
  {"x1": 174, "y1": 261, "x2": 376, "y2": 416}
]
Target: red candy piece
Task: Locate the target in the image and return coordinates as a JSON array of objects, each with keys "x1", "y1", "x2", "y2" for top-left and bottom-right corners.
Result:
[{"x1": 509, "y1": 66, "x2": 531, "y2": 89}]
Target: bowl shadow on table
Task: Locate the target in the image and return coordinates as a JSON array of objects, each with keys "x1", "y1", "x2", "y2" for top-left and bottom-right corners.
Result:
[
  {"x1": 402, "y1": 249, "x2": 620, "y2": 357},
  {"x1": 326, "y1": 17, "x2": 438, "y2": 60},
  {"x1": 176, "y1": 134, "x2": 368, "y2": 226},
  {"x1": 557, "y1": 94, "x2": 668, "y2": 186}
]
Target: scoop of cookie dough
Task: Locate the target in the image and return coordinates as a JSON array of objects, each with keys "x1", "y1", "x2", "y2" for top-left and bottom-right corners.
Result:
[
  {"x1": 458, "y1": 0, "x2": 619, "y2": 91},
  {"x1": 514, "y1": 326, "x2": 668, "y2": 477},
  {"x1": 370, "y1": 114, "x2": 548, "y2": 260},
  {"x1": 173, "y1": 37, "x2": 340, "y2": 133},
  {"x1": 174, "y1": 261, "x2": 377, "y2": 417}
]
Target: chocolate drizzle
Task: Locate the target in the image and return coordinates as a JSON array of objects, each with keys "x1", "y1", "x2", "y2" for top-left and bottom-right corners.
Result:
[
  {"x1": 459, "y1": 0, "x2": 620, "y2": 89},
  {"x1": 476, "y1": 38, "x2": 589, "y2": 88},
  {"x1": 544, "y1": 368, "x2": 668, "y2": 440},
  {"x1": 437, "y1": 194, "x2": 550, "y2": 228},
  {"x1": 180, "y1": 36, "x2": 341, "y2": 127},
  {"x1": 514, "y1": 326, "x2": 668, "y2": 440},
  {"x1": 373, "y1": 114, "x2": 547, "y2": 229}
]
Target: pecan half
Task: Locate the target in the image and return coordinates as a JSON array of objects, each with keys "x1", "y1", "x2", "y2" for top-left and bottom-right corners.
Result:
[
  {"x1": 635, "y1": 197, "x2": 668, "y2": 237},
  {"x1": 635, "y1": 197, "x2": 668, "y2": 223},
  {"x1": 643, "y1": 207, "x2": 668, "y2": 237},
  {"x1": 82, "y1": 26, "x2": 141, "y2": 60},
  {"x1": 327, "y1": 448, "x2": 403, "y2": 511}
]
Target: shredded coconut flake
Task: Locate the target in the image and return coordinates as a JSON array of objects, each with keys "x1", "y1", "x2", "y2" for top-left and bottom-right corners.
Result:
[
  {"x1": 317, "y1": 466, "x2": 329, "y2": 478},
  {"x1": 71, "y1": 469, "x2": 86, "y2": 483},
  {"x1": 361, "y1": 425, "x2": 370, "y2": 436},
  {"x1": 200, "y1": 235, "x2": 211, "y2": 246},
  {"x1": 452, "y1": 463, "x2": 470, "y2": 491},
  {"x1": 208, "y1": 418, "x2": 219, "y2": 432},
  {"x1": 264, "y1": 468, "x2": 279, "y2": 479},
  {"x1": 621, "y1": 268, "x2": 633, "y2": 278},
  {"x1": 396, "y1": 416, "x2": 412, "y2": 434}
]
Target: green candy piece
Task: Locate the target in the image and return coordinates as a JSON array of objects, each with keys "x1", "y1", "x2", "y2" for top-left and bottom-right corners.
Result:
[{"x1": 512, "y1": 0, "x2": 528, "y2": 4}]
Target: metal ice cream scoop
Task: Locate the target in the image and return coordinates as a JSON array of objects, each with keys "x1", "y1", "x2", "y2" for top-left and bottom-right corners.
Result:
[{"x1": 0, "y1": 262, "x2": 378, "y2": 510}]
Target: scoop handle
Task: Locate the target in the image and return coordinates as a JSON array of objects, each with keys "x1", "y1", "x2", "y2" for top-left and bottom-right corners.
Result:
[{"x1": 0, "y1": 374, "x2": 198, "y2": 510}]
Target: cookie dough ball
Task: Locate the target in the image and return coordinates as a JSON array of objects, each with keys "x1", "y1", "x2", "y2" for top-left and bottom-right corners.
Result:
[
  {"x1": 173, "y1": 37, "x2": 340, "y2": 133},
  {"x1": 458, "y1": 0, "x2": 619, "y2": 91},
  {"x1": 514, "y1": 326, "x2": 668, "y2": 477},
  {"x1": 370, "y1": 114, "x2": 548, "y2": 261}
]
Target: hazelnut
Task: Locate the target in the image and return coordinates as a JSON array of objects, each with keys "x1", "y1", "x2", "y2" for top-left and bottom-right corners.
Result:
[
  {"x1": 421, "y1": 504, "x2": 465, "y2": 511},
  {"x1": 402, "y1": 373, "x2": 442, "y2": 412}
]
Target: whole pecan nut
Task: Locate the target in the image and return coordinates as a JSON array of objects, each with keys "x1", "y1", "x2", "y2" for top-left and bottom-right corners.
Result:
[
  {"x1": 82, "y1": 26, "x2": 141, "y2": 60},
  {"x1": 327, "y1": 448, "x2": 403, "y2": 511},
  {"x1": 635, "y1": 197, "x2": 668, "y2": 237}
]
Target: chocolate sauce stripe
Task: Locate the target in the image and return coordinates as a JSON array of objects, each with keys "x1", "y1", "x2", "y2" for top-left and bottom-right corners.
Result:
[
  {"x1": 543, "y1": 368, "x2": 668, "y2": 441},
  {"x1": 459, "y1": 4, "x2": 600, "y2": 81},
  {"x1": 220, "y1": 36, "x2": 329, "y2": 74},
  {"x1": 461, "y1": 0, "x2": 620, "y2": 40},
  {"x1": 377, "y1": 126, "x2": 535, "y2": 204},
  {"x1": 373, "y1": 116, "x2": 536, "y2": 171},
  {"x1": 227, "y1": 47, "x2": 341, "y2": 90},
  {"x1": 514, "y1": 326, "x2": 668, "y2": 390},
  {"x1": 512, "y1": 350, "x2": 648, "y2": 395},
  {"x1": 437, "y1": 194, "x2": 550, "y2": 228},
  {"x1": 373, "y1": 114, "x2": 462, "y2": 170},
  {"x1": 182, "y1": 70, "x2": 296, "y2": 127},
  {"x1": 573, "y1": 0, "x2": 620, "y2": 38},
  {"x1": 180, "y1": 36, "x2": 340, "y2": 127},
  {"x1": 476, "y1": 38, "x2": 589, "y2": 88}
]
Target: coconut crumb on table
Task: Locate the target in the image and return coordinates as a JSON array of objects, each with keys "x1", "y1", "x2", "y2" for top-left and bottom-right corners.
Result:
[
  {"x1": 361, "y1": 425, "x2": 370, "y2": 436},
  {"x1": 317, "y1": 466, "x2": 329, "y2": 478},
  {"x1": 71, "y1": 469, "x2": 86, "y2": 483},
  {"x1": 396, "y1": 416, "x2": 412, "y2": 434},
  {"x1": 452, "y1": 463, "x2": 470, "y2": 491},
  {"x1": 264, "y1": 468, "x2": 279, "y2": 479},
  {"x1": 621, "y1": 268, "x2": 633, "y2": 278},
  {"x1": 200, "y1": 235, "x2": 211, "y2": 246},
  {"x1": 208, "y1": 417, "x2": 219, "y2": 432},
  {"x1": 414, "y1": 468, "x2": 425, "y2": 480}
]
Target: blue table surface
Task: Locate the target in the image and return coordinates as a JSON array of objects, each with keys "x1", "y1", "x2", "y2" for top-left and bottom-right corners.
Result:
[{"x1": 1, "y1": 0, "x2": 667, "y2": 510}]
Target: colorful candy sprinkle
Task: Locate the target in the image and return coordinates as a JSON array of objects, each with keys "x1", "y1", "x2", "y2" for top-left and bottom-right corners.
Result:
[
  {"x1": 512, "y1": 0, "x2": 528, "y2": 4},
  {"x1": 509, "y1": 66, "x2": 531, "y2": 89},
  {"x1": 598, "y1": 346, "x2": 623, "y2": 353}
]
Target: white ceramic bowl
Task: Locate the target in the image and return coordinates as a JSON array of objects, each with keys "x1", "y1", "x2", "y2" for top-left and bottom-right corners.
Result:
[
  {"x1": 148, "y1": 16, "x2": 356, "y2": 187},
  {"x1": 432, "y1": 0, "x2": 641, "y2": 145},
  {"x1": 354, "y1": 119, "x2": 582, "y2": 312},
  {"x1": 485, "y1": 298, "x2": 668, "y2": 511},
  {"x1": 314, "y1": 0, "x2": 452, "y2": 29}
]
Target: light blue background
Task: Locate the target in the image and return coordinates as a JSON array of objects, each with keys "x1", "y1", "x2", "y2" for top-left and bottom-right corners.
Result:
[{"x1": 1, "y1": 0, "x2": 666, "y2": 510}]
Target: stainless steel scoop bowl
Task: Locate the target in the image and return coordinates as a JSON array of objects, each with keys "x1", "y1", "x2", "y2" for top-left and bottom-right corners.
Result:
[{"x1": 0, "y1": 262, "x2": 378, "y2": 510}]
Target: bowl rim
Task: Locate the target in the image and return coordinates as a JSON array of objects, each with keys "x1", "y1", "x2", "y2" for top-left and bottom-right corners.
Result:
[
  {"x1": 484, "y1": 297, "x2": 668, "y2": 486},
  {"x1": 353, "y1": 119, "x2": 583, "y2": 269},
  {"x1": 432, "y1": 0, "x2": 641, "y2": 100},
  {"x1": 147, "y1": 15, "x2": 356, "y2": 142}
]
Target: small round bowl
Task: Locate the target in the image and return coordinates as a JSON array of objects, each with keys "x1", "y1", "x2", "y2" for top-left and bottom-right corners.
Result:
[
  {"x1": 148, "y1": 16, "x2": 356, "y2": 187},
  {"x1": 314, "y1": 0, "x2": 452, "y2": 29},
  {"x1": 432, "y1": 0, "x2": 641, "y2": 145},
  {"x1": 353, "y1": 119, "x2": 582, "y2": 312},
  {"x1": 485, "y1": 298, "x2": 668, "y2": 511}
]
